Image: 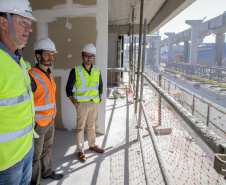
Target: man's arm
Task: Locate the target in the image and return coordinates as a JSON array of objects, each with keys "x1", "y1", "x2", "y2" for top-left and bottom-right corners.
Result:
[
  {"x1": 66, "y1": 68, "x2": 79, "y2": 108},
  {"x1": 29, "y1": 74, "x2": 37, "y2": 93},
  {"x1": 99, "y1": 72, "x2": 103, "y2": 101}
]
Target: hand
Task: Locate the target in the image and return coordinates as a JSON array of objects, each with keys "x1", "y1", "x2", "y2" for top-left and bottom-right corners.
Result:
[{"x1": 74, "y1": 102, "x2": 80, "y2": 108}]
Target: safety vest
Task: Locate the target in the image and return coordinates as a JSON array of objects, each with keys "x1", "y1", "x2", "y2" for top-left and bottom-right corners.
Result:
[
  {"x1": 0, "y1": 49, "x2": 34, "y2": 171},
  {"x1": 73, "y1": 64, "x2": 100, "y2": 103},
  {"x1": 29, "y1": 67, "x2": 56, "y2": 127},
  {"x1": 25, "y1": 60, "x2": 31, "y2": 71}
]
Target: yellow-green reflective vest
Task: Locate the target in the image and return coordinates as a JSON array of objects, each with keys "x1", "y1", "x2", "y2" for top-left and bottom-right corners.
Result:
[
  {"x1": 73, "y1": 64, "x2": 100, "y2": 103},
  {"x1": 25, "y1": 60, "x2": 31, "y2": 71},
  {"x1": 0, "y1": 49, "x2": 34, "y2": 170}
]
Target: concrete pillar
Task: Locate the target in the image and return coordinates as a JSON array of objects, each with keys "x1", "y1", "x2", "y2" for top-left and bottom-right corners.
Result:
[
  {"x1": 155, "y1": 40, "x2": 160, "y2": 68},
  {"x1": 117, "y1": 39, "x2": 122, "y2": 85},
  {"x1": 117, "y1": 39, "x2": 122, "y2": 68},
  {"x1": 36, "y1": 21, "x2": 49, "y2": 41},
  {"x1": 214, "y1": 33, "x2": 225, "y2": 66},
  {"x1": 199, "y1": 37, "x2": 204, "y2": 44},
  {"x1": 185, "y1": 20, "x2": 202, "y2": 65},
  {"x1": 146, "y1": 36, "x2": 155, "y2": 66},
  {"x1": 165, "y1": 32, "x2": 175, "y2": 64},
  {"x1": 183, "y1": 41, "x2": 189, "y2": 63}
]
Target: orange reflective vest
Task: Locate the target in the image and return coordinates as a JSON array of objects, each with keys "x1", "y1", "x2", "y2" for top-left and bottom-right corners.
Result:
[{"x1": 29, "y1": 67, "x2": 56, "y2": 127}]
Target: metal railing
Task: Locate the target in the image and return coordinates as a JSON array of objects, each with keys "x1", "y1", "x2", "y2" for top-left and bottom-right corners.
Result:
[
  {"x1": 128, "y1": 18, "x2": 226, "y2": 184},
  {"x1": 145, "y1": 69, "x2": 226, "y2": 140}
]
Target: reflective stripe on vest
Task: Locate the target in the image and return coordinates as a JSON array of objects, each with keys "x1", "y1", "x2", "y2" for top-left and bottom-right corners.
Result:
[
  {"x1": 30, "y1": 69, "x2": 50, "y2": 105},
  {"x1": 72, "y1": 65, "x2": 98, "y2": 93},
  {"x1": 29, "y1": 67, "x2": 56, "y2": 126},
  {"x1": 73, "y1": 93, "x2": 99, "y2": 100},
  {"x1": 35, "y1": 112, "x2": 56, "y2": 119},
  {"x1": 30, "y1": 69, "x2": 56, "y2": 113},
  {"x1": 0, "y1": 49, "x2": 34, "y2": 170},
  {"x1": 73, "y1": 86, "x2": 91, "y2": 92},
  {"x1": 73, "y1": 64, "x2": 100, "y2": 103},
  {"x1": 0, "y1": 89, "x2": 30, "y2": 106},
  {"x1": 25, "y1": 61, "x2": 29, "y2": 67},
  {"x1": 35, "y1": 102, "x2": 56, "y2": 111},
  {"x1": 93, "y1": 82, "x2": 98, "y2": 90},
  {"x1": 0, "y1": 123, "x2": 33, "y2": 142}
]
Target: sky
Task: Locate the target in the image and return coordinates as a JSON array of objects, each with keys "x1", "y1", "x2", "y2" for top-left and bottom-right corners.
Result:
[{"x1": 159, "y1": 0, "x2": 226, "y2": 42}]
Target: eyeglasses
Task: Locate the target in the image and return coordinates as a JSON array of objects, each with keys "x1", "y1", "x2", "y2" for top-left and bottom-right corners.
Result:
[
  {"x1": 14, "y1": 17, "x2": 32, "y2": 27},
  {"x1": 83, "y1": 55, "x2": 94, "y2": 59}
]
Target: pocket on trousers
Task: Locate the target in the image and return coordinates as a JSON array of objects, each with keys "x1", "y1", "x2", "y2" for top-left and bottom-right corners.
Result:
[{"x1": 77, "y1": 102, "x2": 81, "y2": 109}]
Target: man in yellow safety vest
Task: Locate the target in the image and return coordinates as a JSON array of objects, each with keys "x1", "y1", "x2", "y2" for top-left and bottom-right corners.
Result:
[
  {"x1": 0, "y1": 0, "x2": 37, "y2": 184},
  {"x1": 66, "y1": 43, "x2": 104, "y2": 162}
]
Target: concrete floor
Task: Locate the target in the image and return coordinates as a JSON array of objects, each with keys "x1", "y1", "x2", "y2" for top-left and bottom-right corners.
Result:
[
  {"x1": 39, "y1": 80, "x2": 226, "y2": 185},
  {"x1": 40, "y1": 87, "x2": 144, "y2": 185}
]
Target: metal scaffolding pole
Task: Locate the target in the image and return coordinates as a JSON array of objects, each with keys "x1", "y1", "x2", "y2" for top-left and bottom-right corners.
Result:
[
  {"x1": 133, "y1": 37, "x2": 136, "y2": 94},
  {"x1": 131, "y1": 5, "x2": 135, "y2": 89},
  {"x1": 134, "y1": 0, "x2": 144, "y2": 114},
  {"x1": 129, "y1": 36, "x2": 132, "y2": 88},
  {"x1": 138, "y1": 18, "x2": 147, "y2": 131}
]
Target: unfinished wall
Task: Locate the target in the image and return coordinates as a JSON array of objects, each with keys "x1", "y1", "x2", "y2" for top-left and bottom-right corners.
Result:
[
  {"x1": 24, "y1": 0, "x2": 108, "y2": 134},
  {"x1": 49, "y1": 17, "x2": 97, "y2": 69}
]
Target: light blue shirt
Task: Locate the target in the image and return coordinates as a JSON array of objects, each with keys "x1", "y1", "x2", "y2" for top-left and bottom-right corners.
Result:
[{"x1": 0, "y1": 41, "x2": 22, "y2": 64}]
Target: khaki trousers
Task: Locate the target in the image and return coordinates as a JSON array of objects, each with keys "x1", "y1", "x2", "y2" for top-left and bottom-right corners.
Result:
[
  {"x1": 76, "y1": 101, "x2": 99, "y2": 153},
  {"x1": 31, "y1": 120, "x2": 55, "y2": 185}
]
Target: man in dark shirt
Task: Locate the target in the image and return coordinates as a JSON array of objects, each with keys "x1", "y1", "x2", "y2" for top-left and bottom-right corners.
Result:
[
  {"x1": 66, "y1": 43, "x2": 104, "y2": 162},
  {"x1": 29, "y1": 38, "x2": 63, "y2": 185}
]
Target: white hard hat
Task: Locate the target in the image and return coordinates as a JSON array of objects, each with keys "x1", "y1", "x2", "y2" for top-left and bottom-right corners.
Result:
[
  {"x1": 18, "y1": 45, "x2": 25, "y2": 49},
  {"x1": 82, "y1": 43, "x2": 96, "y2": 55},
  {"x1": 0, "y1": 0, "x2": 36, "y2": 21},
  {"x1": 34, "y1": 38, "x2": 58, "y2": 53}
]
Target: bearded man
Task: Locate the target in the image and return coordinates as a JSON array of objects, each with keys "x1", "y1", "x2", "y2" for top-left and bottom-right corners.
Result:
[{"x1": 29, "y1": 38, "x2": 63, "y2": 185}]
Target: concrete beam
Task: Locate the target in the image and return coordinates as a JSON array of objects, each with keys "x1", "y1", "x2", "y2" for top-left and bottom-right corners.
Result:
[
  {"x1": 161, "y1": 13, "x2": 226, "y2": 46},
  {"x1": 147, "y1": 0, "x2": 196, "y2": 34}
]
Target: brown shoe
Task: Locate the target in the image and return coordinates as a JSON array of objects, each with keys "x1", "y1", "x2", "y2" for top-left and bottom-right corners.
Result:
[
  {"x1": 78, "y1": 152, "x2": 86, "y2": 162},
  {"x1": 89, "y1": 145, "x2": 104, "y2": 153}
]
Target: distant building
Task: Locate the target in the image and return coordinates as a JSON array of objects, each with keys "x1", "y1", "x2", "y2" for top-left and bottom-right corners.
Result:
[{"x1": 160, "y1": 43, "x2": 226, "y2": 66}]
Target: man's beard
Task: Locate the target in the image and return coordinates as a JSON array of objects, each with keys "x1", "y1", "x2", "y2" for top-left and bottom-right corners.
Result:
[
  {"x1": 84, "y1": 60, "x2": 92, "y2": 66},
  {"x1": 40, "y1": 56, "x2": 52, "y2": 66}
]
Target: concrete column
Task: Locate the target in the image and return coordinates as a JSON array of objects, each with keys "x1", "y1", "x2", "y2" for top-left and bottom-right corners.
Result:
[
  {"x1": 165, "y1": 32, "x2": 175, "y2": 64},
  {"x1": 214, "y1": 33, "x2": 225, "y2": 66},
  {"x1": 183, "y1": 41, "x2": 189, "y2": 63},
  {"x1": 155, "y1": 40, "x2": 160, "y2": 68},
  {"x1": 95, "y1": 0, "x2": 108, "y2": 134},
  {"x1": 185, "y1": 20, "x2": 202, "y2": 65},
  {"x1": 36, "y1": 21, "x2": 49, "y2": 41},
  {"x1": 146, "y1": 36, "x2": 154, "y2": 66},
  {"x1": 117, "y1": 39, "x2": 122, "y2": 68},
  {"x1": 117, "y1": 39, "x2": 122, "y2": 84}
]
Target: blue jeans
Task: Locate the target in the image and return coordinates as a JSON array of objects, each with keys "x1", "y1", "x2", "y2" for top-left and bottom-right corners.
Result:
[{"x1": 0, "y1": 141, "x2": 34, "y2": 185}]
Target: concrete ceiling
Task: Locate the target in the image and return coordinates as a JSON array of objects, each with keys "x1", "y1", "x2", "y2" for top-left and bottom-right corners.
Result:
[
  {"x1": 108, "y1": 0, "x2": 196, "y2": 34},
  {"x1": 108, "y1": 0, "x2": 164, "y2": 26}
]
